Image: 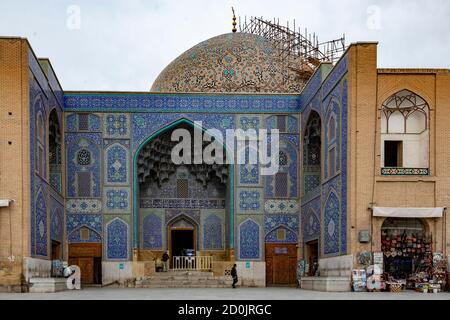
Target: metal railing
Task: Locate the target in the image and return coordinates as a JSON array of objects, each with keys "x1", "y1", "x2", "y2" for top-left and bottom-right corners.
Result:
[{"x1": 172, "y1": 256, "x2": 213, "y2": 271}]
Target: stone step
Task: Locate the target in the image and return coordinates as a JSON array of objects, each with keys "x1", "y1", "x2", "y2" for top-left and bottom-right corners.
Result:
[
  {"x1": 137, "y1": 283, "x2": 231, "y2": 288},
  {"x1": 134, "y1": 270, "x2": 233, "y2": 288}
]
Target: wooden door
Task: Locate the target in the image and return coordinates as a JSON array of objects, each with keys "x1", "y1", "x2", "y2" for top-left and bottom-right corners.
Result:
[
  {"x1": 265, "y1": 243, "x2": 297, "y2": 286},
  {"x1": 68, "y1": 243, "x2": 102, "y2": 285},
  {"x1": 78, "y1": 257, "x2": 94, "y2": 284},
  {"x1": 273, "y1": 255, "x2": 290, "y2": 284},
  {"x1": 265, "y1": 257, "x2": 274, "y2": 285}
]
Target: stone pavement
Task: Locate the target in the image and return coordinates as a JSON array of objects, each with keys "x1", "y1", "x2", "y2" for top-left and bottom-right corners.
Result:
[{"x1": 0, "y1": 287, "x2": 449, "y2": 300}]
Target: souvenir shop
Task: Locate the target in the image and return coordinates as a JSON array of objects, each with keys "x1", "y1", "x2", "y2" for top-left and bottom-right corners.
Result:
[{"x1": 351, "y1": 207, "x2": 448, "y2": 293}]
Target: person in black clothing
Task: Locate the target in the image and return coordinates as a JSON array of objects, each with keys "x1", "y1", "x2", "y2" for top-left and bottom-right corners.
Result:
[
  {"x1": 162, "y1": 251, "x2": 170, "y2": 272},
  {"x1": 231, "y1": 264, "x2": 238, "y2": 288}
]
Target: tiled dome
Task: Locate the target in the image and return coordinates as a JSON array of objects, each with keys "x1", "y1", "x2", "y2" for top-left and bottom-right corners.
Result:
[{"x1": 150, "y1": 33, "x2": 306, "y2": 94}]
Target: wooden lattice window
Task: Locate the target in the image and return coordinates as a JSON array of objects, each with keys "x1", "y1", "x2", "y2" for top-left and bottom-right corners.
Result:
[
  {"x1": 80, "y1": 227, "x2": 90, "y2": 241},
  {"x1": 177, "y1": 179, "x2": 189, "y2": 198},
  {"x1": 275, "y1": 172, "x2": 288, "y2": 197},
  {"x1": 276, "y1": 228, "x2": 286, "y2": 241},
  {"x1": 77, "y1": 171, "x2": 91, "y2": 197},
  {"x1": 78, "y1": 113, "x2": 89, "y2": 131},
  {"x1": 277, "y1": 115, "x2": 286, "y2": 132}
]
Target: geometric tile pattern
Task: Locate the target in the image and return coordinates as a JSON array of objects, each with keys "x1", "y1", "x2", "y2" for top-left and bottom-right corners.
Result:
[
  {"x1": 239, "y1": 146, "x2": 260, "y2": 186},
  {"x1": 142, "y1": 213, "x2": 163, "y2": 250},
  {"x1": 66, "y1": 133, "x2": 101, "y2": 198},
  {"x1": 323, "y1": 190, "x2": 340, "y2": 255},
  {"x1": 105, "y1": 143, "x2": 129, "y2": 184},
  {"x1": 265, "y1": 226, "x2": 297, "y2": 243},
  {"x1": 67, "y1": 214, "x2": 102, "y2": 243},
  {"x1": 50, "y1": 205, "x2": 64, "y2": 242},
  {"x1": 104, "y1": 187, "x2": 130, "y2": 213},
  {"x1": 66, "y1": 199, "x2": 102, "y2": 213},
  {"x1": 35, "y1": 188, "x2": 48, "y2": 256},
  {"x1": 264, "y1": 214, "x2": 299, "y2": 233},
  {"x1": 302, "y1": 197, "x2": 321, "y2": 243},
  {"x1": 238, "y1": 188, "x2": 263, "y2": 213},
  {"x1": 65, "y1": 93, "x2": 302, "y2": 114},
  {"x1": 103, "y1": 114, "x2": 130, "y2": 138},
  {"x1": 264, "y1": 200, "x2": 299, "y2": 214},
  {"x1": 203, "y1": 214, "x2": 223, "y2": 250},
  {"x1": 239, "y1": 219, "x2": 260, "y2": 260},
  {"x1": 106, "y1": 218, "x2": 129, "y2": 260},
  {"x1": 150, "y1": 33, "x2": 306, "y2": 94}
]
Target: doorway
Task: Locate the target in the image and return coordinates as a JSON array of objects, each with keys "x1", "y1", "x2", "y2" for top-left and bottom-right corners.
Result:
[
  {"x1": 265, "y1": 243, "x2": 297, "y2": 286},
  {"x1": 305, "y1": 240, "x2": 319, "y2": 276},
  {"x1": 170, "y1": 229, "x2": 195, "y2": 257},
  {"x1": 51, "y1": 240, "x2": 62, "y2": 260},
  {"x1": 68, "y1": 243, "x2": 102, "y2": 285}
]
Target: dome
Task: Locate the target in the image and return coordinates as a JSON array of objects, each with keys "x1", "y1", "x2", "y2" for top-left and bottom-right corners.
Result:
[{"x1": 150, "y1": 33, "x2": 307, "y2": 94}]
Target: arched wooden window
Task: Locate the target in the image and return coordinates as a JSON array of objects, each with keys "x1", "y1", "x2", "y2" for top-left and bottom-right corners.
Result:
[{"x1": 380, "y1": 90, "x2": 430, "y2": 174}]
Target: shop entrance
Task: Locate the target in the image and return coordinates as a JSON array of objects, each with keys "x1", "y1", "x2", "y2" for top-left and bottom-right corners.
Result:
[
  {"x1": 68, "y1": 243, "x2": 102, "y2": 285},
  {"x1": 381, "y1": 218, "x2": 431, "y2": 280},
  {"x1": 265, "y1": 243, "x2": 297, "y2": 286},
  {"x1": 305, "y1": 240, "x2": 319, "y2": 276}
]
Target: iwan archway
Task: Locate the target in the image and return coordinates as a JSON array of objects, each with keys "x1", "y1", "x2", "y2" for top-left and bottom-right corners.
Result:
[{"x1": 132, "y1": 118, "x2": 235, "y2": 264}]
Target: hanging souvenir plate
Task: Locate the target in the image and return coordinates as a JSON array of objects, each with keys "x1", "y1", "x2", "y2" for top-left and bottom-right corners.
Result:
[{"x1": 392, "y1": 251, "x2": 397, "y2": 257}]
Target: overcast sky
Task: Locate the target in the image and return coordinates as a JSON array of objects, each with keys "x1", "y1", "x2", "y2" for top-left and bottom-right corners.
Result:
[{"x1": 1, "y1": 0, "x2": 449, "y2": 91}]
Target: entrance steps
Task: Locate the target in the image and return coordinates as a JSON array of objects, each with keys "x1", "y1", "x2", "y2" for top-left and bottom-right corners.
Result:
[{"x1": 135, "y1": 270, "x2": 233, "y2": 288}]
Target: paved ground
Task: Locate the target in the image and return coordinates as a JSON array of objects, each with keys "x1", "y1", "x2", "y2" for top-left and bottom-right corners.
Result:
[{"x1": 1, "y1": 287, "x2": 449, "y2": 300}]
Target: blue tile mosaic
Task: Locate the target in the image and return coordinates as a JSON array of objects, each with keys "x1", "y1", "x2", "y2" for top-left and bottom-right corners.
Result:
[
  {"x1": 143, "y1": 213, "x2": 163, "y2": 250},
  {"x1": 64, "y1": 93, "x2": 302, "y2": 113},
  {"x1": 104, "y1": 187, "x2": 131, "y2": 213},
  {"x1": 203, "y1": 214, "x2": 223, "y2": 250},
  {"x1": 239, "y1": 219, "x2": 260, "y2": 260},
  {"x1": 105, "y1": 143, "x2": 129, "y2": 185},
  {"x1": 106, "y1": 218, "x2": 129, "y2": 260}
]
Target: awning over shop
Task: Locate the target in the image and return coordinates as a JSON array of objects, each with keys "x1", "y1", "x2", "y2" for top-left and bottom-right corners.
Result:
[{"x1": 372, "y1": 207, "x2": 445, "y2": 218}]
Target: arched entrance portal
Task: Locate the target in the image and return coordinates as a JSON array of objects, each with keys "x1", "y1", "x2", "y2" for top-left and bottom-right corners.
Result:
[
  {"x1": 134, "y1": 119, "x2": 232, "y2": 266},
  {"x1": 168, "y1": 215, "x2": 197, "y2": 268}
]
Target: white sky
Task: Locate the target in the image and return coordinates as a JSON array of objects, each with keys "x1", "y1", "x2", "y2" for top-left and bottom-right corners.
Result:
[{"x1": 1, "y1": 0, "x2": 449, "y2": 91}]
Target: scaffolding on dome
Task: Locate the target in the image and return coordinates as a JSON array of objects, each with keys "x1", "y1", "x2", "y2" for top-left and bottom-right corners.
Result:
[{"x1": 239, "y1": 16, "x2": 346, "y2": 80}]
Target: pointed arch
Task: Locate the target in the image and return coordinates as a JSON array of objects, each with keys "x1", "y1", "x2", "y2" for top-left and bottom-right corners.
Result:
[
  {"x1": 68, "y1": 225, "x2": 102, "y2": 243},
  {"x1": 238, "y1": 218, "x2": 261, "y2": 260},
  {"x1": 302, "y1": 110, "x2": 322, "y2": 195},
  {"x1": 380, "y1": 89, "x2": 430, "y2": 172},
  {"x1": 106, "y1": 218, "x2": 129, "y2": 260},
  {"x1": 35, "y1": 187, "x2": 48, "y2": 256},
  {"x1": 265, "y1": 224, "x2": 298, "y2": 243},
  {"x1": 323, "y1": 189, "x2": 340, "y2": 255},
  {"x1": 48, "y1": 108, "x2": 62, "y2": 192},
  {"x1": 132, "y1": 117, "x2": 234, "y2": 250},
  {"x1": 104, "y1": 142, "x2": 129, "y2": 185}
]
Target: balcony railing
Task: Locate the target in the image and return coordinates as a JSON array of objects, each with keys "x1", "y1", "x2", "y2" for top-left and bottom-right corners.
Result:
[
  {"x1": 172, "y1": 256, "x2": 213, "y2": 271},
  {"x1": 381, "y1": 168, "x2": 429, "y2": 176}
]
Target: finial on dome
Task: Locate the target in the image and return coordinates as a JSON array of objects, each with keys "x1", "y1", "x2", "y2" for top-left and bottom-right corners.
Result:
[{"x1": 232, "y1": 7, "x2": 237, "y2": 33}]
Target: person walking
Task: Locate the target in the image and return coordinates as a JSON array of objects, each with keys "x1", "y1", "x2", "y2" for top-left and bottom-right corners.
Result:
[
  {"x1": 162, "y1": 250, "x2": 170, "y2": 272},
  {"x1": 231, "y1": 264, "x2": 238, "y2": 288}
]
